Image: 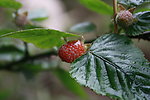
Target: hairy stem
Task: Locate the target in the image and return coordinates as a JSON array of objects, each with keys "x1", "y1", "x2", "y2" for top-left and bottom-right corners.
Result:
[{"x1": 113, "y1": 0, "x2": 118, "y2": 33}]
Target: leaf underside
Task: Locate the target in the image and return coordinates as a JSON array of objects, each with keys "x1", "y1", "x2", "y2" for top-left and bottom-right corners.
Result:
[{"x1": 70, "y1": 34, "x2": 150, "y2": 100}]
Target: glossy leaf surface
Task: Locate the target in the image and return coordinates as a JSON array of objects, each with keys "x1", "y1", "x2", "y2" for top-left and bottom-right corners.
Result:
[
  {"x1": 118, "y1": 0, "x2": 150, "y2": 6},
  {"x1": 125, "y1": 11, "x2": 150, "y2": 36},
  {"x1": 70, "y1": 34, "x2": 150, "y2": 100}
]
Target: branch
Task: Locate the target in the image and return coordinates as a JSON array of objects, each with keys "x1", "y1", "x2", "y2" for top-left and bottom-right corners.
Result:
[
  {"x1": 0, "y1": 50, "x2": 57, "y2": 71},
  {"x1": 85, "y1": 31, "x2": 150, "y2": 43},
  {"x1": 24, "y1": 42, "x2": 29, "y2": 58},
  {"x1": 127, "y1": 31, "x2": 150, "y2": 41},
  {"x1": 113, "y1": 0, "x2": 118, "y2": 33}
]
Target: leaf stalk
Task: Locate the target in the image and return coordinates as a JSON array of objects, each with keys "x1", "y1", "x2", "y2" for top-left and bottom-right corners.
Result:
[{"x1": 113, "y1": 0, "x2": 118, "y2": 33}]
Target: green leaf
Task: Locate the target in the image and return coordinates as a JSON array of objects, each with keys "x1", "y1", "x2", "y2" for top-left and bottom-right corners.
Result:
[
  {"x1": 54, "y1": 68, "x2": 88, "y2": 99},
  {"x1": 0, "y1": 0, "x2": 22, "y2": 9},
  {"x1": 0, "y1": 28, "x2": 79, "y2": 49},
  {"x1": 135, "y1": 8, "x2": 150, "y2": 13},
  {"x1": 69, "y1": 22, "x2": 96, "y2": 33},
  {"x1": 31, "y1": 17, "x2": 48, "y2": 22},
  {"x1": 79, "y1": 0, "x2": 113, "y2": 15},
  {"x1": 70, "y1": 34, "x2": 150, "y2": 100},
  {"x1": 125, "y1": 11, "x2": 150, "y2": 36},
  {"x1": 0, "y1": 29, "x2": 16, "y2": 36},
  {"x1": 135, "y1": 2, "x2": 150, "y2": 13},
  {"x1": 118, "y1": 0, "x2": 150, "y2": 6}
]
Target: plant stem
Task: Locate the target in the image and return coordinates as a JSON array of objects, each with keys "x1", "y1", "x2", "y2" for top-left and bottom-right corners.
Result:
[
  {"x1": 113, "y1": 0, "x2": 118, "y2": 33},
  {"x1": 0, "y1": 50, "x2": 58, "y2": 71},
  {"x1": 24, "y1": 42, "x2": 29, "y2": 58},
  {"x1": 14, "y1": 11, "x2": 30, "y2": 58},
  {"x1": 127, "y1": 31, "x2": 150, "y2": 41}
]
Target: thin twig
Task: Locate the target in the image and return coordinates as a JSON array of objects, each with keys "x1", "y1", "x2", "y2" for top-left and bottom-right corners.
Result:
[
  {"x1": 24, "y1": 42, "x2": 29, "y2": 58},
  {"x1": 0, "y1": 50, "x2": 57, "y2": 71},
  {"x1": 113, "y1": 0, "x2": 118, "y2": 33},
  {"x1": 127, "y1": 31, "x2": 150, "y2": 41}
]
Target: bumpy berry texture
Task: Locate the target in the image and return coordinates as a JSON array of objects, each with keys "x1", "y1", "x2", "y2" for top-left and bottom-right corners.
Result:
[
  {"x1": 58, "y1": 40, "x2": 85, "y2": 63},
  {"x1": 116, "y1": 10, "x2": 134, "y2": 28}
]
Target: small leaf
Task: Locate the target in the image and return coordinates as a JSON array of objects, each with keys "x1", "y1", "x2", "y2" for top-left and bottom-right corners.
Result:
[
  {"x1": 54, "y1": 68, "x2": 88, "y2": 99},
  {"x1": 125, "y1": 11, "x2": 150, "y2": 36},
  {"x1": 118, "y1": 0, "x2": 150, "y2": 6},
  {"x1": 31, "y1": 17, "x2": 48, "y2": 22},
  {"x1": 70, "y1": 34, "x2": 150, "y2": 100},
  {"x1": 79, "y1": 0, "x2": 113, "y2": 15},
  {"x1": 0, "y1": 0, "x2": 22, "y2": 9},
  {"x1": 69, "y1": 22, "x2": 96, "y2": 33},
  {"x1": 0, "y1": 28, "x2": 79, "y2": 49}
]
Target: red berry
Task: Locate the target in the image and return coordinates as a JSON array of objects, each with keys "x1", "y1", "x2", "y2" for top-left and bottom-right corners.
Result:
[
  {"x1": 58, "y1": 40, "x2": 85, "y2": 63},
  {"x1": 116, "y1": 10, "x2": 134, "y2": 28}
]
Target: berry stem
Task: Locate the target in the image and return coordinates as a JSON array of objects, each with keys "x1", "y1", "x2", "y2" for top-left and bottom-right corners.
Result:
[{"x1": 113, "y1": 0, "x2": 118, "y2": 33}]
